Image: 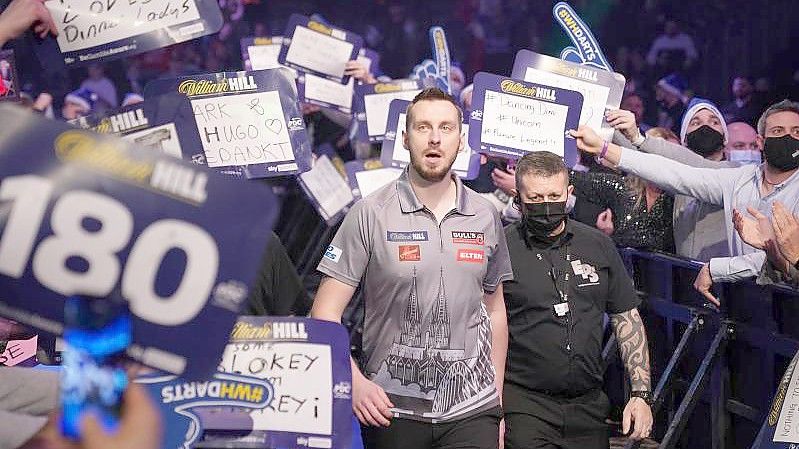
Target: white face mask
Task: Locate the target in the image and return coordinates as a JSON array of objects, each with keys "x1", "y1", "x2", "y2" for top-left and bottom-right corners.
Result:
[{"x1": 727, "y1": 150, "x2": 762, "y2": 165}]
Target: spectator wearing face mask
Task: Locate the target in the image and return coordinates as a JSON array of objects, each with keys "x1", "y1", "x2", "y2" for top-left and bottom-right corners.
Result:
[
  {"x1": 607, "y1": 99, "x2": 733, "y2": 262},
  {"x1": 572, "y1": 99, "x2": 799, "y2": 307},
  {"x1": 725, "y1": 122, "x2": 763, "y2": 165}
]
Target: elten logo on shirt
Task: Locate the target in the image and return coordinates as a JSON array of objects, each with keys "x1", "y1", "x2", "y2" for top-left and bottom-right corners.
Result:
[
  {"x1": 399, "y1": 245, "x2": 421, "y2": 262},
  {"x1": 451, "y1": 231, "x2": 485, "y2": 245},
  {"x1": 324, "y1": 245, "x2": 343, "y2": 263},
  {"x1": 456, "y1": 248, "x2": 484, "y2": 263}
]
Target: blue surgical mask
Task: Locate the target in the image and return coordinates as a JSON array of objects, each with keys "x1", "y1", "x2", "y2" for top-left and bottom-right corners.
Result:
[{"x1": 727, "y1": 150, "x2": 762, "y2": 165}]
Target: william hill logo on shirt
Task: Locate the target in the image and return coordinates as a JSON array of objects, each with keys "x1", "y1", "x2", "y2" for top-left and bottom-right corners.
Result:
[
  {"x1": 386, "y1": 231, "x2": 429, "y2": 242},
  {"x1": 457, "y1": 248, "x2": 484, "y2": 263},
  {"x1": 451, "y1": 231, "x2": 484, "y2": 245}
]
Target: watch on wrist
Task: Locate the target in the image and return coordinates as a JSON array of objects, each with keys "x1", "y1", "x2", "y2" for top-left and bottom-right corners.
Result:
[
  {"x1": 631, "y1": 390, "x2": 654, "y2": 405},
  {"x1": 631, "y1": 132, "x2": 646, "y2": 147}
]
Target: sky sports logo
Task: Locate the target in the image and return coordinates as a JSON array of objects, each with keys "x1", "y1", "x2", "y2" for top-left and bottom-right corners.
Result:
[{"x1": 456, "y1": 249, "x2": 484, "y2": 263}]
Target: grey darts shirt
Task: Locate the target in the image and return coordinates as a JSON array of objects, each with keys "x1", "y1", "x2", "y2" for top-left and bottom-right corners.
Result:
[{"x1": 318, "y1": 168, "x2": 513, "y2": 422}]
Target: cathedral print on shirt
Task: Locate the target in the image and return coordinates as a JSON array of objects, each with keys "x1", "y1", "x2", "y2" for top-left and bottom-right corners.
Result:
[{"x1": 371, "y1": 267, "x2": 495, "y2": 417}]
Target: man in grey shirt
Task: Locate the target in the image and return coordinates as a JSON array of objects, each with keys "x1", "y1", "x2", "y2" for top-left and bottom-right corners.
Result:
[
  {"x1": 312, "y1": 88, "x2": 512, "y2": 449},
  {"x1": 572, "y1": 100, "x2": 799, "y2": 304},
  {"x1": 608, "y1": 98, "x2": 735, "y2": 262}
]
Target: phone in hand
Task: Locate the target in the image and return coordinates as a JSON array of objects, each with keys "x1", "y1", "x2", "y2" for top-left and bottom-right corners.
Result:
[{"x1": 60, "y1": 294, "x2": 131, "y2": 439}]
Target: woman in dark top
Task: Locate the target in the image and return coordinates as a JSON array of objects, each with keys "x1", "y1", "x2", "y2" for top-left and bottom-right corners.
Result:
[{"x1": 569, "y1": 127, "x2": 678, "y2": 253}]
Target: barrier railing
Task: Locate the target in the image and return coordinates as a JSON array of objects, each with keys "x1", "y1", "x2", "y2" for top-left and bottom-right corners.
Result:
[{"x1": 618, "y1": 248, "x2": 799, "y2": 449}]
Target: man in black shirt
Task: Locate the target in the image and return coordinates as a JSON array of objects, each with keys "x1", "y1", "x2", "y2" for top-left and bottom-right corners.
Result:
[
  {"x1": 502, "y1": 152, "x2": 653, "y2": 448},
  {"x1": 246, "y1": 232, "x2": 311, "y2": 316}
]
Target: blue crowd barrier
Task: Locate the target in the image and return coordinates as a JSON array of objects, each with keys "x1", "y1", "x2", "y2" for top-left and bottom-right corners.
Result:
[{"x1": 619, "y1": 248, "x2": 799, "y2": 449}]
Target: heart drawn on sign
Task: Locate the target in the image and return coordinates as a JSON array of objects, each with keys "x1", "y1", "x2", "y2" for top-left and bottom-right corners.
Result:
[{"x1": 264, "y1": 119, "x2": 283, "y2": 135}]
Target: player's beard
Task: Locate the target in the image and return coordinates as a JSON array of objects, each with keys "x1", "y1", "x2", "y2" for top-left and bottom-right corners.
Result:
[{"x1": 409, "y1": 149, "x2": 457, "y2": 182}]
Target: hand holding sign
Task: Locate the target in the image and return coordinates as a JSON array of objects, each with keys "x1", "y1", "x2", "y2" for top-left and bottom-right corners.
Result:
[
  {"x1": 279, "y1": 14, "x2": 363, "y2": 84},
  {"x1": 43, "y1": 0, "x2": 223, "y2": 66},
  {"x1": 0, "y1": 0, "x2": 57, "y2": 44},
  {"x1": 468, "y1": 72, "x2": 583, "y2": 164}
]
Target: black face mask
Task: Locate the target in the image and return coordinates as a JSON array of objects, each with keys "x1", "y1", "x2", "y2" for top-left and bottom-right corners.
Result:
[
  {"x1": 685, "y1": 125, "x2": 724, "y2": 156},
  {"x1": 521, "y1": 200, "x2": 568, "y2": 242},
  {"x1": 763, "y1": 135, "x2": 799, "y2": 172}
]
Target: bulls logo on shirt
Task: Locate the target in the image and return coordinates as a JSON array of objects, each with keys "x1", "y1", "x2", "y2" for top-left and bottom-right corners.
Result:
[{"x1": 451, "y1": 231, "x2": 485, "y2": 245}]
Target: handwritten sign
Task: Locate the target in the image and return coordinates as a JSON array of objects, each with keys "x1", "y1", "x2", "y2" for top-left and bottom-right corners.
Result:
[
  {"x1": 192, "y1": 90, "x2": 293, "y2": 168},
  {"x1": 200, "y1": 317, "x2": 352, "y2": 449},
  {"x1": 511, "y1": 50, "x2": 625, "y2": 141},
  {"x1": 468, "y1": 72, "x2": 583, "y2": 164},
  {"x1": 298, "y1": 155, "x2": 354, "y2": 225},
  {"x1": 0, "y1": 105, "x2": 279, "y2": 379},
  {"x1": 0, "y1": 335, "x2": 37, "y2": 366},
  {"x1": 144, "y1": 69, "x2": 312, "y2": 179},
  {"x1": 44, "y1": 0, "x2": 223, "y2": 66},
  {"x1": 353, "y1": 79, "x2": 423, "y2": 143},
  {"x1": 278, "y1": 14, "x2": 363, "y2": 84},
  {"x1": 380, "y1": 99, "x2": 480, "y2": 180}
]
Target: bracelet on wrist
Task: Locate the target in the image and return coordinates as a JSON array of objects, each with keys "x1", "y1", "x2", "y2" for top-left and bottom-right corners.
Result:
[{"x1": 595, "y1": 141, "x2": 609, "y2": 164}]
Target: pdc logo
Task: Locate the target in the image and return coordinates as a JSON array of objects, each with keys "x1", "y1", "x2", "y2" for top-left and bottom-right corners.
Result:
[{"x1": 288, "y1": 117, "x2": 304, "y2": 130}]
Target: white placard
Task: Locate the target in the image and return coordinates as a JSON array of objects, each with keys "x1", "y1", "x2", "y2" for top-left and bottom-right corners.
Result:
[
  {"x1": 191, "y1": 90, "x2": 294, "y2": 168},
  {"x1": 355, "y1": 168, "x2": 403, "y2": 198},
  {"x1": 305, "y1": 75, "x2": 354, "y2": 110},
  {"x1": 300, "y1": 155, "x2": 354, "y2": 220},
  {"x1": 365, "y1": 90, "x2": 422, "y2": 137},
  {"x1": 480, "y1": 90, "x2": 570, "y2": 156},
  {"x1": 122, "y1": 123, "x2": 182, "y2": 159},
  {"x1": 285, "y1": 26, "x2": 353, "y2": 79},
  {"x1": 47, "y1": 0, "x2": 202, "y2": 52},
  {"x1": 391, "y1": 113, "x2": 472, "y2": 174},
  {"x1": 303, "y1": 54, "x2": 372, "y2": 110},
  {"x1": 220, "y1": 342, "x2": 333, "y2": 435},
  {"x1": 248, "y1": 44, "x2": 283, "y2": 70},
  {"x1": 774, "y1": 361, "x2": 799, "y2": 443},
  {"x1": 523, "y1": 67, "x2": 610, "y2": 138}
]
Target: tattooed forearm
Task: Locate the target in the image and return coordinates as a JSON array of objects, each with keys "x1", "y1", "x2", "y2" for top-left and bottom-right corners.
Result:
[{"x1": 610, "y1": 308, "x2": 651, "y2": 391}]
